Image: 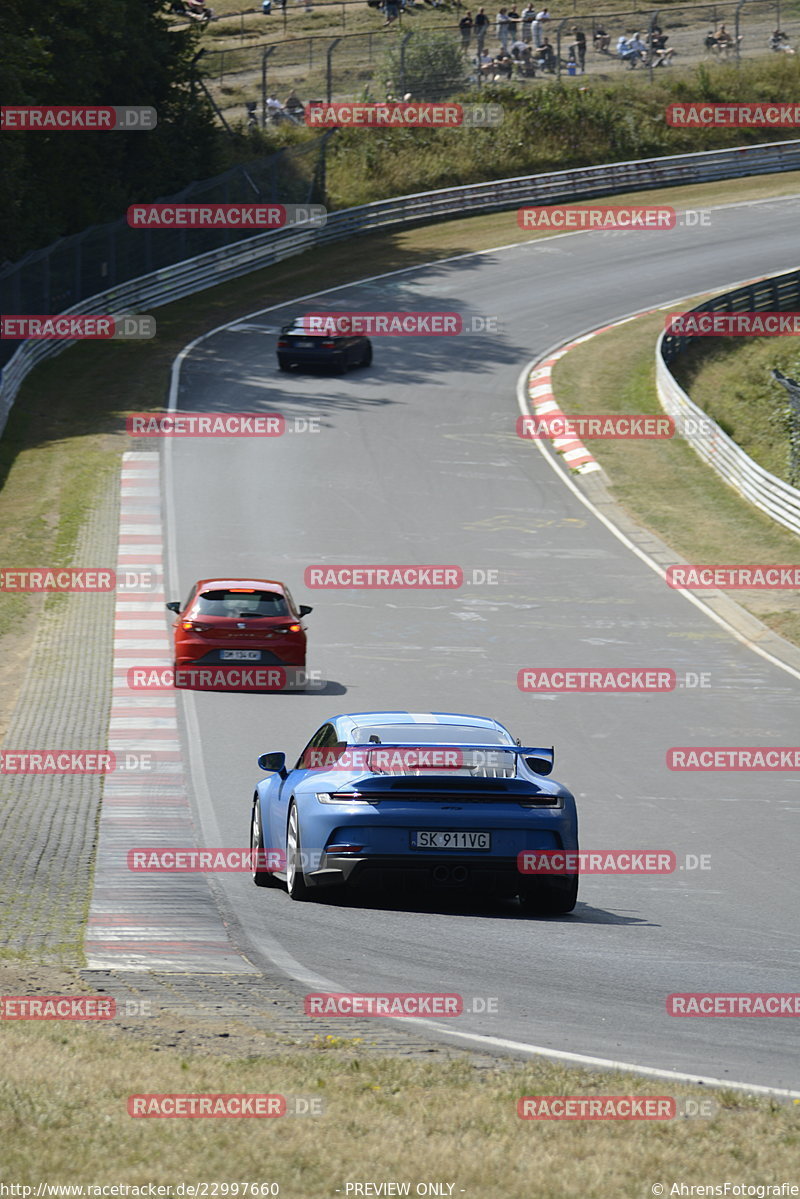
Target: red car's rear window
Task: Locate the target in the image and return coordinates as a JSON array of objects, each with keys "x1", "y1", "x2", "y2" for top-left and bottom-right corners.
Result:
[{"x1": 194, "y1": 589, "x2": 289, "y2": 618}]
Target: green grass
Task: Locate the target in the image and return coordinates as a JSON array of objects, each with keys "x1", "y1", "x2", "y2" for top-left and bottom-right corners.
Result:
[
  {"x1": 552, "y1": 307, "x2": 800, "y2": 646},
  {"x1": 671, "y1": 337, "x2": 800, "y2": 485},
  {"x1": 324, "y1": 59, "x2": 800, "y2": 207}
]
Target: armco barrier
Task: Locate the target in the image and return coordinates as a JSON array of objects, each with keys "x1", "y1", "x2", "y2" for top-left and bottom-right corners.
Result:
[
  {"x1": 657, "y1": 268, "x2": 800, "y2": 538},
  {"x1": 2, "y1": 139, "x2": 800, "y2": 439}
]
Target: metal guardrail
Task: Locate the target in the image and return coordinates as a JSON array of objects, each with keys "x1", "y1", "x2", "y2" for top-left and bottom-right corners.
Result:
[
  {"x1": 656, "y1": 268, "x2": 800, "y2": 538},
  {"x1": 2, "y1": 138, "x2": 800, "y2": 439}
]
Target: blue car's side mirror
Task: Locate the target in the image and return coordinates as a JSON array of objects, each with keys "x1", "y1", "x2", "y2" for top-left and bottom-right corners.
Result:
[{"x1": 258, "y1": 751, "x2": 287, "y2": 777}]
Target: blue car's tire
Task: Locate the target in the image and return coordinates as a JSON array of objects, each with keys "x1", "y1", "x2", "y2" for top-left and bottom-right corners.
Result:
[
  {"x1": 286, "y1": 803, "x2": 311, "y2": 901},
  {"x1": 250, "y1": 801, "x2": 277, "y2": 888},
  {"x1": 518, "y1": 874, "x2": 578, "y2": 915}
]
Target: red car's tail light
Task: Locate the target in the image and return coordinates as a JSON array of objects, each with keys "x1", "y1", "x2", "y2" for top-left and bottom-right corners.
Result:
[{"x1": 182, "y1": 621, "x2": 209, "y2": 632}]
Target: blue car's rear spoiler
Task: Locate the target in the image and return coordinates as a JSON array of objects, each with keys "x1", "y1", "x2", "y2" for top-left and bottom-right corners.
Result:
[{"x1": 339, "y1": 742, "x2": 555, "y2": 776}]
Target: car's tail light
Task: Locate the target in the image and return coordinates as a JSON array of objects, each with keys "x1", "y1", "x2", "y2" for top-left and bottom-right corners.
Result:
[
  {"x1": 287, "y1": 623, "x2": 301, "y2": 633},
  {"x1": 277, "y1": 339, "x2": 288, "y2": 348},
  {"x1": 315, "y1": 792, "x2": 374, "y2": 804},
  {"x1": 182, "y1": 621, "x2": 209, "y2": 632},
  {"x1": 321, "y1": 339, "x2": 337, "y2": 347},
  {"x1": 326, "y1": 844, "x2": 364, "y2": 854}
]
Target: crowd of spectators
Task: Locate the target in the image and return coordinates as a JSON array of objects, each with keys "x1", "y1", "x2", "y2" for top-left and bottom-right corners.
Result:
[
  {"x1": 444, "y1": 6, "x2": 692, "y2": 77},
  {"x1": 615, "y1": 25, "x2": 675, "y2": 67},
  {"x1": 456, "y1": 7, "x2": 593, "y2": 77}
]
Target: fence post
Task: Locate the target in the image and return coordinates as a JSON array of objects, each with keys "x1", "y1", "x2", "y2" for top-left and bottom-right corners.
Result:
[
  {"x1": 734, "y1": 0, "x2": 746, "y2": 62},
  {"x1": 648, "y1": 9, "x2": 659, "y2": 83},
  {"x1": 555, "y1": 16, "x2": 569, "y2": 79},
  {"x1": 399, "y1": 30, "x2": 413, "y2": 95},
  {"x1": 261, "y1": 46, "x2": 276, "y2": 126},
  {"x1": 327, "y1": 37, "x2": 342, "y2": 102}
]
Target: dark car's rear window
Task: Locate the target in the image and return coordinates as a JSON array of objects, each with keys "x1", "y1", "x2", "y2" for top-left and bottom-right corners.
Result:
[
  {"x1": 194, "y1": 589, "x2": 289, "y2": 617},
  {"x1": 283, "y1": 323, "x2": 328, "y2": 339}
]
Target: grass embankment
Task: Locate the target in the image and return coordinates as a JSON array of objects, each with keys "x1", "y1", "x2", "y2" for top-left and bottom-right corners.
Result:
[
  {"x1": 223, "y1": 58, "x2": 800, "y2": 206},
  {"x1": 552, "y1": 310, "x2": 800, "y2": 646},
  {"x1": 671, "y1": 337, "x2": 800, "y2": 486}
]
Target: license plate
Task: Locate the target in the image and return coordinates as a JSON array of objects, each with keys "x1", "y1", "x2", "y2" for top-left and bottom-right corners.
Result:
[
  {"x1": 411, "y1": 830, "x2": 491, "y2": 850},
  {"x1": 221, "y1": 650, "x2": 262, "y2": 661},
  {"x1": 293, "y1": 339, "x2": 313, "y2": 347}
]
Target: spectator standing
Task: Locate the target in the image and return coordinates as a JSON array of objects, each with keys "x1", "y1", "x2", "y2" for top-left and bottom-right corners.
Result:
[
  {"x1": 460, "y1": 10, "x2": 474, "y2": 47},
  {"x1": 496, "y1": 8, "x2": 511, "y2": 51},
  {"x1": 571, "y1": 26, "x2": 586, "y2": 70},
  {"x1": 507, "y1": 6, "x2": 519, "y2": 38},
  {"x1": 474, "y1": 7, "x2": 489, "y2": 50},
  {"x1": 520, "y1": 2, "x2": 535, "y2": 41},
  {"x1": 531, "y1": 14, "x2": 543, "y2": 46}
]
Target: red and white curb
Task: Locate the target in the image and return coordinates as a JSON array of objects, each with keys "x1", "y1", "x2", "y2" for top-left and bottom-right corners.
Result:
[
  {"x1": 525, "y1": 330, "x2": 619, "y2": 475},
  {"x1": 86, "y1": 451, "x2": 256, "y2": 972}
]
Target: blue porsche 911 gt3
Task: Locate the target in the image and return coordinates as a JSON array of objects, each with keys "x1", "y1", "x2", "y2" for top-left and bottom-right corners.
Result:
[{"x1": 249, "y1": 711, "x2": 579, "y2": 913}]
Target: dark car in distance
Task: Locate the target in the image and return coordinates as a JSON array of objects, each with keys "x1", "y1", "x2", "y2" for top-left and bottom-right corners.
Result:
[{"x1": 277, "y1": 317, "x2": 372, "y2": 373}]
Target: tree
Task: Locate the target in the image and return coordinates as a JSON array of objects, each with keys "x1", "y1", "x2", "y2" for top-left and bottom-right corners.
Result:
[
  {"x1": 0, "y1": 0, "x2": 218, "y2": 263},
  {"x1": 381, "y1": 33, "x2": 468, "y2": 102}
]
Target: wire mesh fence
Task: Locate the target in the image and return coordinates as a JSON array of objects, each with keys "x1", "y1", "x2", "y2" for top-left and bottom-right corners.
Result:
[
  {"x1": 0, "y1": 138, "x2": 328, "y2": 371},
  {"x1": 197, "y1": 0, "x2": 800, "y2": 119}
]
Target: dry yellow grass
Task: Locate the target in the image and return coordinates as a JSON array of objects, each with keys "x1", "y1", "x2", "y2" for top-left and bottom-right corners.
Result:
[{"x1": 1, "y1": 1013, "x2": 796, "y2": 1195}]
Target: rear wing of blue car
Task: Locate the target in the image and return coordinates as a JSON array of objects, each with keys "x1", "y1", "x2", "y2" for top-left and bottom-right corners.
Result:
[{"x1": 300, "y1": 742, "x2": 555, "y2": 777}]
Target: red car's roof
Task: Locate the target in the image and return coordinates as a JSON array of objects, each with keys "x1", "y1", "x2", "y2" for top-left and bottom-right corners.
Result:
[{"x1": 194, "y1": 578, "x2": 288, "y2": 595}]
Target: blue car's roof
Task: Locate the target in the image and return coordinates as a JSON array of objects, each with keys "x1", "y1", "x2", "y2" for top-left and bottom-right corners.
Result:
[{"x1": 330, "y1": 712, "x2": 514, "y2": 742}]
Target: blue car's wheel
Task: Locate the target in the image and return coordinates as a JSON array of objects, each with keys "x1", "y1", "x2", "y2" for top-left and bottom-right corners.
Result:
[
  {"x1": 286, "y1": 803, "x2": 311, "y2": 901},
  {"x1": 250, "y1": 801, "x2": 277, "y2": 888},
  {"x1": 518, "y1": 874, "x2": 578, "y2": 915}
]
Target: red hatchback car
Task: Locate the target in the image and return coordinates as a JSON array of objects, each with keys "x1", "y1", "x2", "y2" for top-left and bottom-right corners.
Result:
[{"x1": 167, "y1": 578, "x2": 312, "y2": 680}]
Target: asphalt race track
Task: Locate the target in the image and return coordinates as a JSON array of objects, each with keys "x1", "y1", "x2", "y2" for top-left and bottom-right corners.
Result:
[{"x1": 165, "y1": 196, "x2": 800, "y2": 1094}]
